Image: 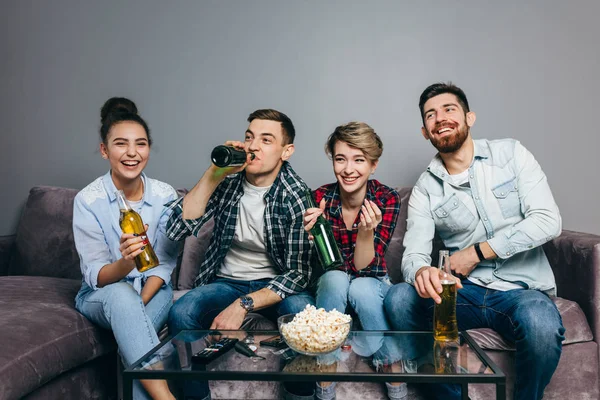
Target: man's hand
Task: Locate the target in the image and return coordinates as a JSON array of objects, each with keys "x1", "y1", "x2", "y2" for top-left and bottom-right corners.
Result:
[
  {"x1": 208, "y1": 140, "x2": 251, "y2": 178},
  {"x1": 209, "y1": 300, "x2": 247, "y2": 330},
  {"x1": 414, "y1": 266, "x2": 463, "y2": 304},
  {"x1": 449, "y1": 246, "x2": 480, "y2": 277}
]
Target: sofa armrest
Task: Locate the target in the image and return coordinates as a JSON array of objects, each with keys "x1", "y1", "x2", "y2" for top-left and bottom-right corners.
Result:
[
  {"x1": 0, "y1": 235, "x2": 15, "y2": 276},
  {"x1": 543, "y1": 229, "x2": 600, "y2": 342}
]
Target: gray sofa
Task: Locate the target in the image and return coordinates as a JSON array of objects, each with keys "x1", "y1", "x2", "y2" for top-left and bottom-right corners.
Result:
[{"x1": 1, "y1": 185, "x2": 599, "y2": 399}]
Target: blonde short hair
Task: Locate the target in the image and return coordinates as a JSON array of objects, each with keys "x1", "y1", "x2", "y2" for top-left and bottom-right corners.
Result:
[{"x1": 325, "y1": 121, "x2": 383, "y2": 163}]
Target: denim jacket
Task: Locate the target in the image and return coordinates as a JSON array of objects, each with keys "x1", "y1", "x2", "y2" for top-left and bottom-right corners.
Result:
[
  {"x1": 73, "y1": 171, "x2": 180, "y2": 294},
  {"x1": 402, "y1": 139, "x2": 561, "y2": 295}
]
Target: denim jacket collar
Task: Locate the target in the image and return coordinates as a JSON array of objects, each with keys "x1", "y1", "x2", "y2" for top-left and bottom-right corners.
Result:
[{"x1": 426, "y1": 139, "x2": 491, "y2": 181}]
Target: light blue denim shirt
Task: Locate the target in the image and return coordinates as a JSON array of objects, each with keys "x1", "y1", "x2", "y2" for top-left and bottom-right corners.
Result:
[
  {"x1": 402, "y1": 139, "x2": 562, "y2": 295},
  {"x1": 73, "y1": 171, "x2": 180, "y2": 293}
]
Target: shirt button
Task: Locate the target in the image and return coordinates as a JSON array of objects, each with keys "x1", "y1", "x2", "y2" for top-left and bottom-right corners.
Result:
[
  {"x1": 470, "y1": 175, "x2": 474, "y2": 179},
  {"x1": 443, "y1": 212, "x2": 447, "y2": 216},
  {"x1": 483, "y1": 217, "x2": 488, "y2": 221},
  {"x1": 453, "y1": 202, "x2": 457, "y2": 206},
  {"x1": 474, "y1": 196, "x2": 479, "y2": 200},
  {"x1": 500, "y1": 192, "x2": 505, "y2": 196},
  {"x1": 506, "y1": 252, "x2": 510, "y2": 256}
]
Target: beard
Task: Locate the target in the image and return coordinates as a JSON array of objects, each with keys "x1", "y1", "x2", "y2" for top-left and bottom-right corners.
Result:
[{"x1": 429, "y1": 123, "x2": 469, "y2": 153}]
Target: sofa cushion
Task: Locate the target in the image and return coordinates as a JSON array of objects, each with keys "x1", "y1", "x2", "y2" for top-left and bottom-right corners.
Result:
[
  {"x1": 8, "y1": 186, "x2": 81, "y2": 279},
  {"x1": 0, "y1": 276, "x2": 116, "y2": 399},
  {"x1": 384, "y1": 187, "x2": 412, "y2": 284},
  {"x1": 468, "y1": 296, "x2": 593, "y2": 351},
  {"x1": 177, "y1": 218, "x2": 214, "y2": 290}
]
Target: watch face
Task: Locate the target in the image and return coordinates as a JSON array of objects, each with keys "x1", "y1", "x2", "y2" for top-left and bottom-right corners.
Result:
[{"x1": 241, "y1": 296, "x2": 254, "y2": 311}]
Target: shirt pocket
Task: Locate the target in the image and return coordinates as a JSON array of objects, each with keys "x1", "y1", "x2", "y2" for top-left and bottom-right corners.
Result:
[
  {"x1": 492, "y1": 178, "x2": 521, "y2": 219},
  {"x1": 433, "y1": 194, "x2": 475, "y2": 232}
]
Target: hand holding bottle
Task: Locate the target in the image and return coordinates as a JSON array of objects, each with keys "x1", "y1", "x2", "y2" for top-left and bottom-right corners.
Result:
[
  {"x1": 303, "y1": 198, "x2": 327, "y2": 240},
  {"x1": 209, "y1": 141, "x2": 255, "y2": 177},
  {"x1": 119, "y1": 223, "x2": 149, "y2": 265},
  {"x1": 303, "y1": 189, "x2": 343, "y2": 270}
]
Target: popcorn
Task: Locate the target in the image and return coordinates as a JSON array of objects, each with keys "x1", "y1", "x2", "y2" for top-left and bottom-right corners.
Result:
[{"x1": 280, "y1": 305, "x2": 352, "y2": 354}]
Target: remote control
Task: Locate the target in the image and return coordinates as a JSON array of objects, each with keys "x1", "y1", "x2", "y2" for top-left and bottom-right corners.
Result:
[{"x1": 191, "y1": 338, "x2": 239, "y2": 365}]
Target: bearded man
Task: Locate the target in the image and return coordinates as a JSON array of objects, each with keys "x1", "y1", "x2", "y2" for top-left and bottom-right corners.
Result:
[{"x1": 384, "y1": 82, "x2": 565, "y2": 400}]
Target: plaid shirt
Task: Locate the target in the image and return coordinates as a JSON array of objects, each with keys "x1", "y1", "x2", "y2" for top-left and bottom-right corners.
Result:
[
  {"x1": 313, "y1": 180, "x2": 400, "y2": 277},
  {"x1": 165, "y1": 162, "x2": 312, "y2": 298}
]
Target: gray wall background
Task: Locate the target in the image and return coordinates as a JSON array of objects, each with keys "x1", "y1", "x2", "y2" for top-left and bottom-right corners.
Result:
[{"x1": 2, "y1": 0, "x2": 599, "y2": 236}]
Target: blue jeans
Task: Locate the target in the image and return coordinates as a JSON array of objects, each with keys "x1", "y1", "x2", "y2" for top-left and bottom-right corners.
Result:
[
  {"x1": 384, "y1": 281, "x2": 565, "y2": 400},
  {"x1": 75, "y1": 281, "x2": 173, "y2": 400},
  {"x1": 168, "y1": 277, "x2": 315, "y2": 399},
  {"x1": 316, "y1": 270, "x2": 400, "y2": 365}
]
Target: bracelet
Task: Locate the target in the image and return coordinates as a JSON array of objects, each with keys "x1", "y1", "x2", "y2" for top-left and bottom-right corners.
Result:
[{"x1": 473, "y1": 242, "x2": 485, "y2": 262}]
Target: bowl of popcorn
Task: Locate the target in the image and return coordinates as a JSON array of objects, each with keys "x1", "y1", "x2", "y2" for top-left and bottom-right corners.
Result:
[{"x1": 278, "y1": 305, "x2": 352, "y2": 356}]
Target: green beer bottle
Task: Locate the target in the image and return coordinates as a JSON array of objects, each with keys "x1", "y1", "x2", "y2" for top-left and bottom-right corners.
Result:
[{"x1": 304, "y1": 188, "x2": 343, "y2": 270}]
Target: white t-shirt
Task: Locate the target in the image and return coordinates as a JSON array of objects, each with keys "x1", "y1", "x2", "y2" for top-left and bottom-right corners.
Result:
[{"x1": 218, "y1": 179, "x2": 278, "y2": 281}]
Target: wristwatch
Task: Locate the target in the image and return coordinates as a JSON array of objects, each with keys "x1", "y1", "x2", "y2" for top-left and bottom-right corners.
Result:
[
  {"x1": 474, "y1": 242, "x2": 486, "y2": 262},
  {"x1": 239, "y1": 296, "x2": 254, "y2": 312}
]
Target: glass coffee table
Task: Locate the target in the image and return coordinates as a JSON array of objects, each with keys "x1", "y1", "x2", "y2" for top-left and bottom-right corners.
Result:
[{"x1": 124, "y1": 330, "x2": 506, "y2": 400}]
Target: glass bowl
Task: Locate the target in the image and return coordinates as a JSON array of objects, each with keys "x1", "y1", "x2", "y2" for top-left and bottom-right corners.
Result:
[{"x1": 277, "y1": 313, "x2": 352, "y2": 356}]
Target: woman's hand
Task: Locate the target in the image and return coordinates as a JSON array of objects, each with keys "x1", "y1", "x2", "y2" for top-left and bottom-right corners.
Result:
[
  {"x1": 119, "y1": 224, "x2": 149, "y2": 264},
  {"x1": 303, "y1": 199, "x2": 326, "y2": 240},
  {"x1": 358, "y1": 199, "x2": 382, "y2": 233}
]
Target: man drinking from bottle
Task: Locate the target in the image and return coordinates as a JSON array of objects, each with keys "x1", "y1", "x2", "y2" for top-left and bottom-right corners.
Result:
[
  {"x1": 165, "y1": 109, "x2": 315, "y2": 400},
  {"x1": 384, "y1": 82, "x2": 565, "y2": 400}
]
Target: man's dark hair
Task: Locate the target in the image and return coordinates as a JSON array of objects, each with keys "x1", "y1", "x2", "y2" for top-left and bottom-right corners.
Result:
[
  {"x1": 247, "y1": 109, "x2": 295, "y2": 144},
  {"x1": 419, "y1": 82, "x2": 470, "y2": 125}
]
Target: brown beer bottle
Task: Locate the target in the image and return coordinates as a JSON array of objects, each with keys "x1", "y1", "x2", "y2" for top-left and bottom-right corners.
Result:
[
  {"x1": 433, "y1": 250, "x2": 458, "y2": 341},
  {"x1": 115, "y1": 190, "x2": 160, "y2": 272}
]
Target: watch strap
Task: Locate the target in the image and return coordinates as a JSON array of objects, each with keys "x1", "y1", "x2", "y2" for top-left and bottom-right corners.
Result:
[{"x1": 474, "y1": 242, "x2": 485, "y2": 262}]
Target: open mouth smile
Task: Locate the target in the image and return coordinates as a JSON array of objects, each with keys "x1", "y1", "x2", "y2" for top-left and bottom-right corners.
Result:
[{"x1": 121, "y1": 160, "x2": 141, "y2": 168}]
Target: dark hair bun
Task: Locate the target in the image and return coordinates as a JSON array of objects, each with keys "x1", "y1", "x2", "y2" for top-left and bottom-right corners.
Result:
[{"x1": 100, "y1": 97, "x2": 138, "y2": 124}]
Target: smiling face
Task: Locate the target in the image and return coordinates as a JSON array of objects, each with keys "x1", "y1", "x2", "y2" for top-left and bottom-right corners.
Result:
[
  {"x1": 333, "y1": 140, "x2": 377, "y2": 196},
  {"x1": 421, "y1": 93, "x2": 476, "y2": 153},
  {"x1": 100, "y1": 121, "x2": 150, "y2": 187},
  {"x1": 243, "y1": 118, "x2": 294, "y2": 184}
]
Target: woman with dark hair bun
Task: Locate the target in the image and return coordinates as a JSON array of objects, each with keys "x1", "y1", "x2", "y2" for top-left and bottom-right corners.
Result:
[{"x1": 73, "y1": 97, "x2": 178, "y2": 400}]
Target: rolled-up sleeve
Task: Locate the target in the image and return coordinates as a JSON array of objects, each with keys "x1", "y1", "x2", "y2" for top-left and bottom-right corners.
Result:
[
  {"x1": 401, "y1": 185, "x2": 436, "y2": 285},
  {"x1": 165, "y1": 187, "x2": 220, "y2": 241},
  {"x1": 487, "y1": 141, "x2": 562, "y2": 258},
  {"x1": 73, "y1": 195, "x2": 112, "y2": 290}
]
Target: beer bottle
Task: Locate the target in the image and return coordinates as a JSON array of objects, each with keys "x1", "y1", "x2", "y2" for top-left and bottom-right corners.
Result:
[
  {"x1": 433, "y1": 250, "x2": 458, "y2": 341},
  {"x1": 433, "y1": 340, "x2": 460, "y2": 373},
  {"x1": 115, "y1": 190, "x2": 160, "y2": 272},
  {"x1": 211, "y1": 145, "x2": 255, "y2": 167},
  {"x1": 304, "y1": 188, "x2": 343, "y2": 270}
]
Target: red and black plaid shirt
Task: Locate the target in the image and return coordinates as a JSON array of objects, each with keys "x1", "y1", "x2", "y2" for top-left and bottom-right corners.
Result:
[{"x1": 313, "y1": 180, "x2": 400, "y2": 277}]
